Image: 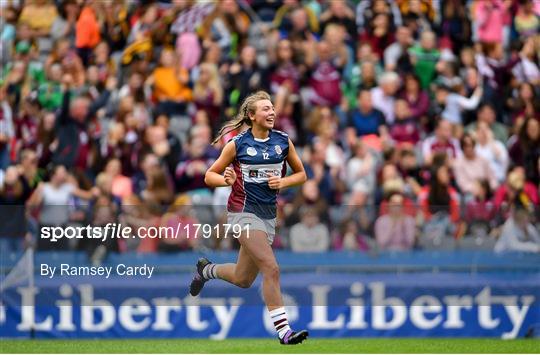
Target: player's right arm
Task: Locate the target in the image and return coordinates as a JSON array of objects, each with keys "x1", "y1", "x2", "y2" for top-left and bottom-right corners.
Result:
[{"x1": 205, "y1": 141, "x2": 237, "y2": 187}]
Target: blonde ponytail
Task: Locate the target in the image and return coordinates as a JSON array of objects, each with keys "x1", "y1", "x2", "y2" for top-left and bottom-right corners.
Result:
[{"x1": 212, "y1": 91, "x2": 271, "y2": 145}]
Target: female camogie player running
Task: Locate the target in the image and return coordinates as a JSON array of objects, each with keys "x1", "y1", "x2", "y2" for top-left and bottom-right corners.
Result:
[{"x1": 189, "y1": 91, "x2": 308, "y2": 345}]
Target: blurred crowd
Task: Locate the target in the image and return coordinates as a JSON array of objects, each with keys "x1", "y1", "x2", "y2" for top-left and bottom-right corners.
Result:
[{"x1": 0, "y1": 0, "x2": 539, "y2": 257}]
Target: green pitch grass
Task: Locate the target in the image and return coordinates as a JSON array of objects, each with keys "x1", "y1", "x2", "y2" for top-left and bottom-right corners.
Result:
[{"x1": 1, "y1": 338, "x2": 539, "y2": 354}]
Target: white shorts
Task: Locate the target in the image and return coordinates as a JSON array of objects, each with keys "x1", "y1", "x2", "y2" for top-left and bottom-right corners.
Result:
[{"x1": 227, "y1": 212, "x2": 276, "y2": 244}]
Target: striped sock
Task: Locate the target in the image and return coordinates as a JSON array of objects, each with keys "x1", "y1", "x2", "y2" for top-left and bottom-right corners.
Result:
[
  {"x1": 269, "y1": 307, "x2": 291, "y2": 339},
  {"x1": 202, "y1": 264, "x2": 219, "y2": 280}
]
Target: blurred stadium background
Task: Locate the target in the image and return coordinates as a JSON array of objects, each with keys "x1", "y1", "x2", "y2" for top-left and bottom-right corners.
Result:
[{"x1": 0, "y1": 0, "x2": 539, "y2": 350}]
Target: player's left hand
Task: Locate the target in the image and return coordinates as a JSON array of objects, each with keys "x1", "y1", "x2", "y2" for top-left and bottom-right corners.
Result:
[{"x1": 268, "y1": 176, "x2": 283, "y2": 189}]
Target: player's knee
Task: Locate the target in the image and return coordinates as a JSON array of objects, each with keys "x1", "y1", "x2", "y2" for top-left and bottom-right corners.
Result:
[{"x1": 262, "y1": 262, "x2": 280, "y2": 281}]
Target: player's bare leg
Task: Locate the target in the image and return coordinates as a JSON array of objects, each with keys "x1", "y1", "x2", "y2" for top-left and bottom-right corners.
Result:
[
  {"x1": 189, "y1": 244, "x2": 259, "y2": 297},
  {"x1": 214, "y1": 245, "x2": 259, "y2": 288},
  {"x1": 189, "y1": 230, "x2": 308, "y2": 344},
  {"x1": 237, "y1": 230, "x2": 308, "y2": 345}
]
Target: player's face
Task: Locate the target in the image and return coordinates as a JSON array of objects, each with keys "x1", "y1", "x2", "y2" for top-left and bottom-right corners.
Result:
[{"x1": 251, "y1": 100, "x2": 276, "y2": 130}]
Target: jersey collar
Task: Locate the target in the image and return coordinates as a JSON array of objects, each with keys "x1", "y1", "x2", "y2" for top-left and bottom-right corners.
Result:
[{"x1": 249, "y1": 128, "x2": 271, "y2": 142}]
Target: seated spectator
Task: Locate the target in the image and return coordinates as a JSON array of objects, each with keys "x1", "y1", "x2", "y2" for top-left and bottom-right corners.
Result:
[
  {"x1": 284, "y1": 179, "x2": 329, "y2": 227},
  {"x1": 121, "y1": 4, "x2": 155, "y2": 66},
  {"x1": 375, "y1": 191, "x2": 416, "y2": 251},
  {"x1": 94, "y1": 172, "x2": 122, "y2": 208},
  {"x1": 513, "y1": 37, "x2": 540, "y2": 88},
  {"x1": 188, "y1": 123, "x2": 219, "y2": 160},
  {"x1": 473, "y1": 0, "x2": 510, "y2": 45},
  {"x1": 26, "y1": 165, "x2": 97, "y2": 250},
  {"x1": 75, "y1": 1, "x2": 101, "y2": 65},
  {"x1": 304, "y1": 40, "x2": 343, "y2": 108},
  {"x1": 141, "y1": 124, "x2": 178, "y2": 177},
  {"x1": 158, "y1": 194, "x2": 199, "y2": 252},
  {"x1": 399, "y1": 73, "x2": 429, "y2": 125},
  {"x1": 193, "y1": 63, "x2": 223, "y2": 131},
  {"x1": 460, "y1": 67, "x2": 484, "y2": 126},
  {"x1": 148, "y1": 48, "x2": 192, "y2": 116},
  {"x1": 474, "y1": 121, "x2": 509, "y2": 184},
  {"x1": 507, "y1": 82, "x2": 540, "y2": 126},
  {"x1": 91, "y1": 42, "x2": 116, "y2": 82},
  {"x1": 273, "y1": 82, "x2": 299, "y2": 142},
  {"x1": 396, "y1": 148, "x2": 423, "y2": 197},
  {"x1": 154, "y1": 114, "x2": 182, "y2": 176},
  {"x1": 332, "y1": 219, "x2": 370, "y2": 251},
  {"x1": 384, "y1": 25, "x2": 413, "y2": 72},
  {"x1": 353, "y1": 60, "x2": 382, "y2": 92},
  {"x1": 378, "y1": 177, "x2": 417, "y2": 217},
  {"x1": 453, "y1": 134, "x2": 498, "y2": 197},
  {"x1": 435, "y1": 50, "x2": 462, "y2": 90},
  {"x1": 495, "y1": 197, "x2": 540, "y2": 253},
  {"x1": 513, "y1": 0, "x2": 540, "y2": 40},
  {"x1": 509, "y1": 117, "x2": 540, "y2": 186},
  {"x1": 408, "y1": 31, "x2": 440, "y2": 89},
  {"x1": 356, "y1": 0, "x2": 402, "y2": 37},
  {"x1": 37, "y1": 63, "x2": 63, "y2": 110},
  {"x1": 345, "y1": 59, "x2": 380, "y2": 108},
  {"x1": 1, "y1": 7, "x2": 17, "y2": 64},
  {"x1": 85, "y1": 192, "x2": 121, "y2": 262},
  {"x1": 199, "y1": 1, "x2": 250, "y2": 59},
  {"x1": 359, "y1": 12, "x2": 395, "y2": 59},
  {"x1": 141, "y1": 165, "x2": 174, "y2": 206},
  {"x1": 421, "y1": 119, "x2": 462, "y2": 166},
  {"x1": 49, "y1": 0, "x2": 81, "y2": 42},
  {"x1": 418, "y1": 164, "x2": 462, "y2": 238},
  {"x1": 464, "y1": 179, "x2": 497, "y2": 232},
  {"x1": 323, "y1": 23, "x2": 352, "y2": 73},
  {"x1": 18, "y1": 148, "x2": 43, "y2": 190},
  {"x1": 389, "y1": 99, "x2": 421, "y2": 147},
  {"x1": 303, "y1": 141, "x2": 342, "y2": 205},
  {"x1": 45, "y1": 39, "x2": 83, "y2": 85},
  {"x1": 225, "y1": 45, "x2": 267, "y2": 109},
  {"x1": 100, "y1": 122, "x2": 132, "y2": 174},
  {"x1": 103, "y1": 158, "x2": 133, "y2": 200},
  {"x1": 268, "y1": 39, "x2": 301, "y2": 111},
  {"x1": 433, "y1": 82, "x2": 483, "y2": 127},
  {"x1": 13, "y1": 98, "x2": 39, "y2": 153},
  {"x1": 18, "y1": 0, "x2": 58, "y2": 39},
  {"x1": 465, "y1": 103, "x2": 508, "y2": 143},
  {"x1": 289, "y1": 207, "x2": 330, "y2": 253},
  {"x1": 118, "y1": 195, "x2": 160, "y2": 253},
  {"x1": 273, "y1": 3, "x2": 319, "y2": 41},
  {"x1": 371, "y1": 71, "x2": 400, "y2": 124},
  {"x1": 493, "y1": 166, "x2": 539, "y2": 220},
  {"x1": 132, "y1": 153, "x2": 159, "y2": 196},
  {"x1": 346, "y1": 140, "x2": 376, "y2": 211},
  {"x1": 0, "y1": 88, "x2": 14, "y2": 171},
  {"x1": 346, "y1": 89, "x2": 389, "y2": 148},
  {"x1": 175, "y1": 136, "x2": 214, "y2": 194},
  {"x1": 320, "y1": 0, "x2": 356, "y2": 41},
  {"x1": 35, "y1": 111, "x2": 56, "y2": 168},
  {"x1": 439, "y1": 0, "x2": 470, "y2": 54},
  {"x1": 117, "y1": 72, "x2": 146, "y2": 102},
  {"x1": 0, "y1": 166, "x2": 32, "y2": 252}
]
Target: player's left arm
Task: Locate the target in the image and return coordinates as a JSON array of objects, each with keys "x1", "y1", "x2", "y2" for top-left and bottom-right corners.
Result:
[{"x1": 269, "y1": 138, "x2": 307, "y2": 190}]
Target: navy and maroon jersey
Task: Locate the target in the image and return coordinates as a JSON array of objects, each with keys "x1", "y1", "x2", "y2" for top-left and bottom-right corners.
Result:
[{"x1": 227, "y1": 129, "x2": 290, "y2": 219}]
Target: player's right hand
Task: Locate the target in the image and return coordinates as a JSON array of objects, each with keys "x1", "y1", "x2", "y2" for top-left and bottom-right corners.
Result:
[{"x1": 224, "y1": 167, "x2": 237, "y2": 186}]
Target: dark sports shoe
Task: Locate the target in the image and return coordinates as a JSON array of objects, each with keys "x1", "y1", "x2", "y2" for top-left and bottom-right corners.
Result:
[
  {"x1": 279, "y1": 330, "x2": 309, "y2": 345},
  {"x1": 189, "y1": 257, "x2": 212, "y2": 296}
]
